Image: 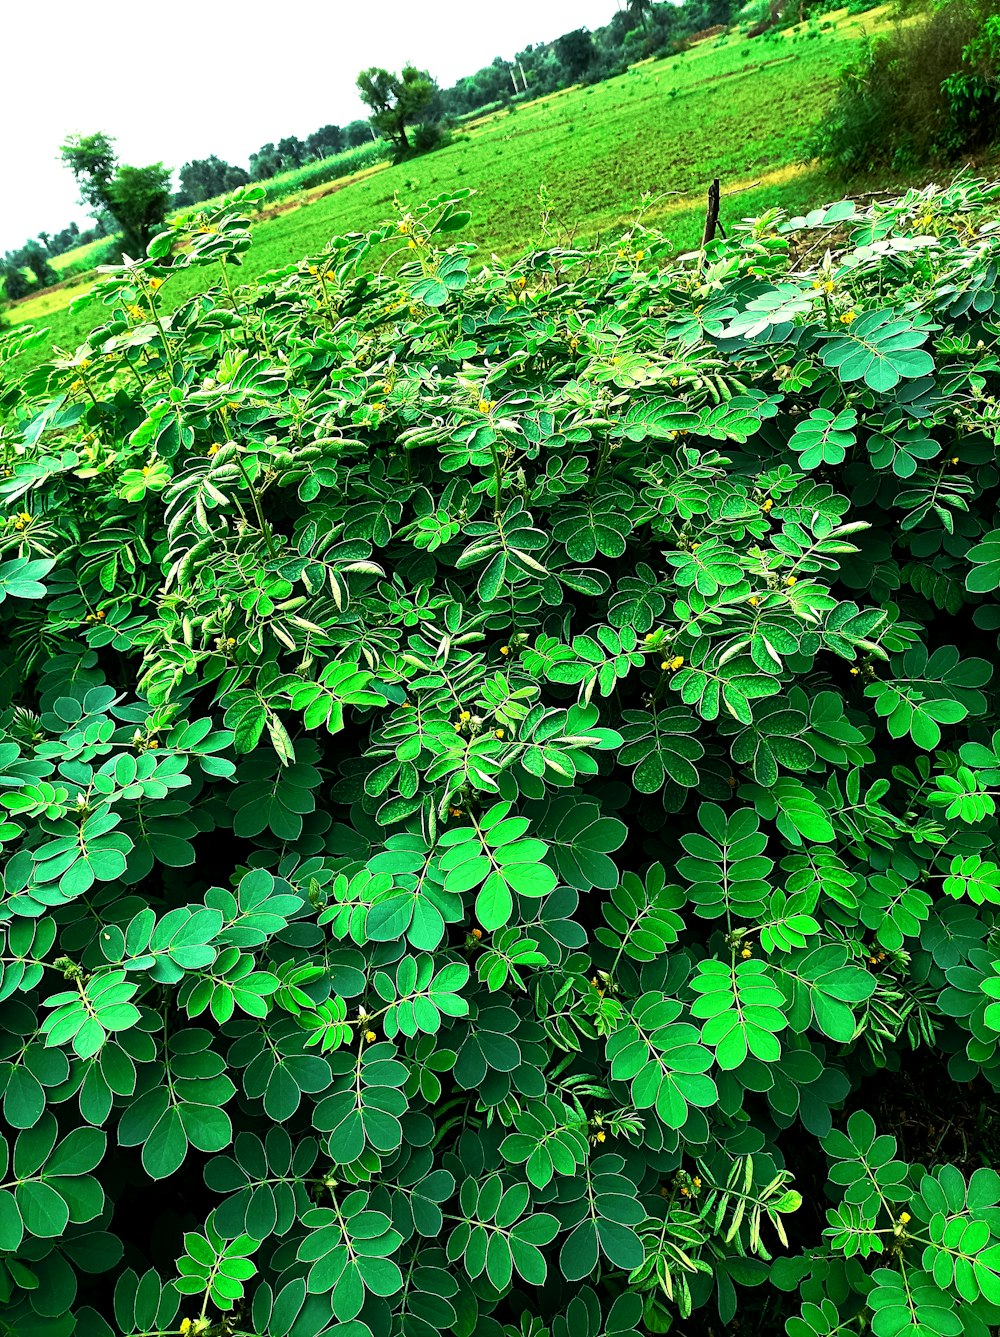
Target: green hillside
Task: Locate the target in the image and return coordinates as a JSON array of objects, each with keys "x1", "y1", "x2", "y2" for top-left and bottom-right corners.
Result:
[{"x1": 8, "y1": 6, "x2": 890, "y2": 359}]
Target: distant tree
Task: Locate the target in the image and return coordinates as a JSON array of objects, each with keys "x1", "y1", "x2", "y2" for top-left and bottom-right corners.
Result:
[
  {"x1": 344, "y1": 120, "x2": 374, "y2": 148},
  {"x1": 649, "y1": 2, "x2": 682, "y2": 47},
  {"x1": 20, "y1": 242, "x2": 57, "y2": 288},
  {"x1": 556, "y1": 28, "x2": 596, "y2": 81},
  {"x1": 223, "y1": 164, "x2": 251, "y2": 192},
  {"x1": 276, "y1": 136, "x2": 307, "y2": 170},
  {"x1": 356, "y1": 64, "x2": 437, "y2": 155},
  {"x1": 105, "y1": 165, "x2": 172, "y2": 257},
  {"x1": 306, "y1": 124, "x2": 345, "y2": 159},
  {"x1": 1, "y1": 257, "x2": 32, "y2": 302},
  {"x1": 61, "y1": 133, "x2": 117, "y2": 216},
  {"x1": 0, "y1": 241, "x2": 56, "y2": 298},
  {"x1": 627, "y1": 0, "x2": 653, "y2": 30},
  {"x1": 48, "y1": 222, "x2": 80, "y2": 256},
  {"x1": 61, "y1": 133, "x2": 171, "y2": 258},
  {"x1": 177, "y1": 156, "x2": 238, "y2": 205},
  {"x1": 681, "y1": 0, "x2": 737, "y2": 27},
  {"x1": 249, "y1": 143, "x2": 280, "y2": 180}
]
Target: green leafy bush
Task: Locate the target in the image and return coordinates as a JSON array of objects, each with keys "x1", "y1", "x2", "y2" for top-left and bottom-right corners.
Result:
[
  {"x1": 812, "y1": 0, "x2": 1000, "y2": 174},
  {"x1": 5, "y1": 176, "x2": 1000, "y2": 1336}
]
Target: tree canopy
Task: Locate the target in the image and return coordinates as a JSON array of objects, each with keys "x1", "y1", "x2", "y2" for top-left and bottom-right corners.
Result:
[
  {"x1": 61, "y1": 133, "x2": 171, "y2": 259},
  {"x1": 356, "y1": 64, "x2": 438, "y2": 155}
]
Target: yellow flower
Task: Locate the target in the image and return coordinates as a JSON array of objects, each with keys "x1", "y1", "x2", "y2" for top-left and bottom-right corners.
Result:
[
  {"x1": 309, "y1": 265, "x2": 318, "y2": 275},
  {"x1": 141, "y1": 466, "x2": 151, "y2": 477},
  {"x1": 693, "y1": 1176, "x2": 702, "y2": 1188},
  {"x1": 459, "y1": 710, "x2": 471, "y2": 722},
  {"x1": 596, "y1": 1131, "x2": 606, "y2": 1143},
  {"x1": 785, "y1": 576, "x2": 797, "y2": 587},
  {"x1": 749, "y1": 596, "x2": 760, "y2": 607},
  {"x1": 126, "y1": 303, "x2": 144, "y2": 319},
  {"x1": 762, "y1": 498, "x2": 774, "y2": 513},
  {"x1": 180, "y1": 1321, "x2": 193, "y2": 1337},
  {"x1": 472, "y1": 927, "x2": 483, "y2": 939},
  {"x1": 951, "y1": 456, "x2": 960, "y2": 465},
  {"x1": 840, "y1": 310, "x2": 856, "y2": 324},
  {"x1": 661, "y1": 660, "x2": 670, "y2": 671},
  {"x1": 900, "y1": 1212, "x2": 911, "y2": 1225},
  {"x1": 397, "y1": 221, "x2": 410, "y2": 234},
  {"x1": 850, "y1": 667, "x2": 860, "y2": 676},
  {"x1": 12, "y1": 512, "x2": 32, "y2": 531},
  {"x1": 740, "y1": 947, "x2": 752, "y2": 959},
  {"x1": 635, "y1": 250, "x2": 645, "y2": 262},
  {"x1": 207, "y1": 444, "x2": 220, "y2": 456},
  {"x1": 516, "y1": 277, "x2": 527, "y2": 289},
  {"x1": 478, "y1": 400, "x2": 494, "y2": 414},
  {"x1": 407, "y1": 239, "x2": 418, "y2": 249},
  {"x1": 495, "y1": 729, "x2": 505, "y2": 739},
  {"x1": 824, "y1": 281, "x2": 835, "y2": 294},
  {"x1": 147, "y1": 277, "x2": 163, "y2": 291},
  {"x1": 364, "y1": 1030, "x2": 377, "y2": 1043},
  {"x1": 670, "y1": 656, "x2": 684, "y2": 670}
]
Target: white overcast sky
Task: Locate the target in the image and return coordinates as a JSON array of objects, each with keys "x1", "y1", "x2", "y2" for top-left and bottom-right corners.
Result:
[{"x1": 2, "y1": 0, "x2": 626, "y2": 251}]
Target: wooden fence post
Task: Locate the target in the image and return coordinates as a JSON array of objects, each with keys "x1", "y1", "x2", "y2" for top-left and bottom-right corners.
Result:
[{"x1": 702, "y1": 178, "x2": 724, "y2": 247}]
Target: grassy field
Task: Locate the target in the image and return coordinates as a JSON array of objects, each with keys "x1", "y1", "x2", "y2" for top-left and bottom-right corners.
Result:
[{"x1": 8, "y1": 8, "x2": 894, "y2": 358}]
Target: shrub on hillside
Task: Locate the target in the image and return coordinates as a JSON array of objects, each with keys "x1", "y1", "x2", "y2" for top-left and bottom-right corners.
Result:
[
  {"x1": 411, "y1": 121, "x2": 453, "y2": 154},
  {"x1": 813, "y1": 0, "x2": 1000, "y2": 173},
  {"x1": 7, "y1": 179, "x2": 1000, "y2": 1336}
]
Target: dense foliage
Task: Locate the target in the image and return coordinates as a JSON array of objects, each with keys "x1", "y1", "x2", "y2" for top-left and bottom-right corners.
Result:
[
  {"x1": 5, "y1": 176, "x2": 1000, "y2": 1337},
  {"x1": 814, "y1": 0, "x2": 1000, "y2": 174}
]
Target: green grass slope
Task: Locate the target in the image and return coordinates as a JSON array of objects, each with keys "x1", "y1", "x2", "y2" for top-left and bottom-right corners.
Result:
[{"x1": 8, "y1": 7, "x2": 890, "y2": 359}]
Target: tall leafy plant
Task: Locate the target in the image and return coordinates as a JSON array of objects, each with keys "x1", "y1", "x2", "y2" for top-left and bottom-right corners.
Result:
[{"x1": 3, "y1": 177, "x2": 1000, "y2": 1337}]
